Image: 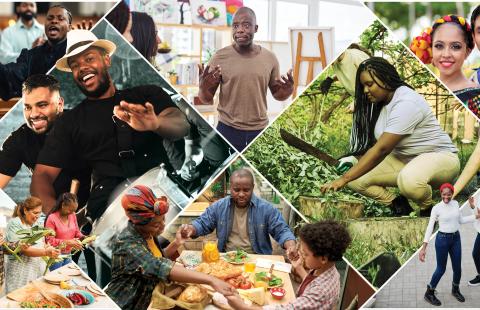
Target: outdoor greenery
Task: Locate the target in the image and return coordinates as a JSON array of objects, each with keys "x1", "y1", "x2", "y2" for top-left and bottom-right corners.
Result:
[
  {"x1": 245, "y1": 20, "x2": 475, "y2": 272},
  {"x1": 370, "y1": 2, "x2": 474, "y2": 36}
]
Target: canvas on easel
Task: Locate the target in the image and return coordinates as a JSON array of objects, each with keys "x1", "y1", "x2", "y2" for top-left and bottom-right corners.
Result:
[
  {"x1": 289, "y1": 27, "x2": 334, "y2": 97},
  {"x1": 191, "y1": 0, "x2": 227, "y2": 26}
]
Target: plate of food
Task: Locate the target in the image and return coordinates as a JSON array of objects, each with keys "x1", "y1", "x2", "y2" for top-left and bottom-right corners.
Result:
[
  {"x1": 223, "y1": 249, "x2": 249, "y2": 264},
  {"x1": 226, "y1": 275, "x2": 253, "y2": 290},
  {"x1": 20, "y1": 292, "x2": 73, "y2": 308},
  {"x1": 195, "y1": 260, "x2": 243, "y2": 280},
  {"x1": 254, "y1": 271, "x2": 283, "y2": 288},
  {"x1": 62, "y1": 290, "x2": 95, "y2": 307}
]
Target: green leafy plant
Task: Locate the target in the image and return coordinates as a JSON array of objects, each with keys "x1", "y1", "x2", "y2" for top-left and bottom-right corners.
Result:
[{"x1": 367, "y1": 264, "x2": 381, "y2": 286}]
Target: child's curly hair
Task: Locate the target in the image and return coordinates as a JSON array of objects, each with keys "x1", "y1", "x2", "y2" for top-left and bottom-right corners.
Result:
[{"x1": 299, "y1": 220, "x2": 351, "y2": 261}]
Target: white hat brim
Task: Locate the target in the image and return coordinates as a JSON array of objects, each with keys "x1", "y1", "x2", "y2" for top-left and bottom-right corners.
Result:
[{"x1": 55, "y1": 39, "x2": 116, "y2": 72}]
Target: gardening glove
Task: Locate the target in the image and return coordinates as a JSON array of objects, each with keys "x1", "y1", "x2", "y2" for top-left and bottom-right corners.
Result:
[
  {"x1": 336, "y1": 156, "x2": 358, "y2": 174},
  {"x1": 320, "y1": 77, "x2": 334, "y2": 94}
]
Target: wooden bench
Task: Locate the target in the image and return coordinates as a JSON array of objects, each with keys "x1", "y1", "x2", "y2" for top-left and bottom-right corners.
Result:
[{"x1": 0, "y1": 98, "x2": 20, "y2": 119}]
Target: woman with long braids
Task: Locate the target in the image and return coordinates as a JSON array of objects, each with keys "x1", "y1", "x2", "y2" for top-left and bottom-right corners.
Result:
[
  {"x1": 321, "y1": 57, "x2": 459, "y2": 217},
  {"x1": 411, "y1": 14, "x2": 480, "y2": 116}
]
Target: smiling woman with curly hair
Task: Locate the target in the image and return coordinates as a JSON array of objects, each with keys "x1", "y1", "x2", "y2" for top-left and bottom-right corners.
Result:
[{"x1": 225, "y1": 220, "x2": 351, "y2": 310}]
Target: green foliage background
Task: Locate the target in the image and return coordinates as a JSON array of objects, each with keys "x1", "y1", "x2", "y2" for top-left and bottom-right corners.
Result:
[{"x1": 245, "y1": 20, "x2": 474, "y2": 271}]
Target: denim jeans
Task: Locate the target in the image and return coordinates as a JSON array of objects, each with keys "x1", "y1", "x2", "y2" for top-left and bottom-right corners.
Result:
[
  {"x1": 429, "y1": 231, "x2": 462, "y2": 288},
  {"x1": 473, "y1": 233, "x2": 480, "y2": 274},
  {"x1": 217, "y1": 122, "x2": 263, "y2": 152},
  {"x1": 49, "y1": 257, "x2": 72, "y2": 271}
]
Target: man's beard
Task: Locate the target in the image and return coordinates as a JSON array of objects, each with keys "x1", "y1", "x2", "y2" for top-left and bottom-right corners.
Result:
[
  {"x1": 19, "y1": 11, "x2": 35, "y2": 21},
  {"x1": 75, "y1": 70, "x2": 112, "y2": 98}
]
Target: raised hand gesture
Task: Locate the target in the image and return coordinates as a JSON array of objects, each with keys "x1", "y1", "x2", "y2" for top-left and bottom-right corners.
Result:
[{"x1": 113, "y1": 101, "x2": 159, "y2": 132}]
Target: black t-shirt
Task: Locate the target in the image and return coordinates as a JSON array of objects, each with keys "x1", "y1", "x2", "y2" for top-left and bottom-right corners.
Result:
[
  {"x1": 37, "y1": 85, "x2": 176, "y2": 179},
  {"x1": 0, "y1": 123, "x2": 91, "y2": 206}
]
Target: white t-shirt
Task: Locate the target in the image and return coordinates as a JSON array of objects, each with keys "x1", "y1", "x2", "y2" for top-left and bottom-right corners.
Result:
[
  {"x1": 423, "y1": 200, "x2": 476, "y2": 242},
  {"x1": 374, "y1": 86, "x2": 457, "y2": 160},
  {"x1": 473, "y1": 202, "x2": 480, "y2": 233}
]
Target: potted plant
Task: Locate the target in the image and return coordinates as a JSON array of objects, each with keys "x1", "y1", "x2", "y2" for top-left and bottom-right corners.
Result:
[{"x1": 168, "y1": 69, "x2": 178, "y2": 85}]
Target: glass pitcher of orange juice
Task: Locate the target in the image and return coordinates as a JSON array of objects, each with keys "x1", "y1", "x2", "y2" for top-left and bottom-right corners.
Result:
[{"x1": 202, "y1": 239, "x2": 220, "y2": 263}]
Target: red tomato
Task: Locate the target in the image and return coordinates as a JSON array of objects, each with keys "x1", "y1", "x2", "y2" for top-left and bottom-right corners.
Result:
[{"x1": 239, "y1": 281, "x2": 252, "y2": 289}]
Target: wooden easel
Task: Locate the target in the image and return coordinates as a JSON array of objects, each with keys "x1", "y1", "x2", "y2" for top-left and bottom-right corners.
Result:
[{"x1": 292, "y1": 32, "x2": 327, "y2": 98}]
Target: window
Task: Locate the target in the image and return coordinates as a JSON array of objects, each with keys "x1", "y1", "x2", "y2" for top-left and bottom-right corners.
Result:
[
  {"x1": 275, "y1": 1, "x2": 309, "y2": 41},
  {"x1": 243, "y1": 0, "x2": 269, "y2": 41},
  {"x1": 318, "y1": 1, "x2": 374, "y2": 41}
]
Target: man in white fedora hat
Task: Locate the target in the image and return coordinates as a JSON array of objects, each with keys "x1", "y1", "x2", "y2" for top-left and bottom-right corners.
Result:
[
  {"x1": 0, "y1": 5, "x2": 72, "y2": 100},
  {"x1": 31, "y1": 29, "x2": 189, "y2": 237}
]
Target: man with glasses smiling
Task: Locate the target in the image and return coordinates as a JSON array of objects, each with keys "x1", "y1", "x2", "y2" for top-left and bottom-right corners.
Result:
[
  {"x1": 0, "y1": 5, "x2": 72, "y2": 100},
  {"x1": 198, "y1": 7, "x2": 294, "y2": 152}
]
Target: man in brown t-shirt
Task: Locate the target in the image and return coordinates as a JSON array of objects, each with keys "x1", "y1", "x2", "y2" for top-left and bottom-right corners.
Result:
[{"x1": 198, "y1": 7, "x2": 294, "y2": 152}]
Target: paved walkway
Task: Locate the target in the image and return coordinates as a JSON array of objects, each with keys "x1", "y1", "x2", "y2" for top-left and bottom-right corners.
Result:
[{"x1": 368, "y1": 206, "x2": 480, "y2": 308}]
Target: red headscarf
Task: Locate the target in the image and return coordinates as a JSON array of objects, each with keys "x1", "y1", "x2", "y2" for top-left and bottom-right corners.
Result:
[
  {"x1": 121, "y1": 185, "x2": 168, "y2": 225},
  {"x1": 439, "y1": 183, "x2": 454, "y2": 194}
]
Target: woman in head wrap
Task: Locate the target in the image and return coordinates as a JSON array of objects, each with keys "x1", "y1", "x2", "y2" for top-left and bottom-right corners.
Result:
[
  {"x1": 419, "y1": 183, "x2": 480, "y2": 306},
  {"x1": 105, "y1": 185, "x2": 235, "y2": 310}
]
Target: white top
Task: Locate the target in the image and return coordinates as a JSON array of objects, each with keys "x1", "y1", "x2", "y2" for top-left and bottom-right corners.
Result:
[
  {"x1": 473, "y1": 202, "x2": 480, "y2": 233},
  {"x1": 332, "y1": 48, "x2": 369, "y2": 96},
  {"x1": 374, "y1": 86, "x2": 457, "y2": 161},
  {"x1": 423, "y1": 200, "x2": 476, "y2": 242},
  {"x1": 0, "y1": 18, "x2": 44, "y2": 64}
]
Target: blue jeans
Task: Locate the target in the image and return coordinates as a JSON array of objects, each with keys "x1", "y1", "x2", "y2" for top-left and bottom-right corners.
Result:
[
  {"x1": 473, "y1": 233, "x2": 480, "y2": 274},
  {"x1": 429, "y1": 231, "x2": 462, "y2": 288},
  {"x1": 217, "y1": 122, "x2": 263, "y2": 152},
  {"x1": 49, "y1": 257, "x2": 72, "y2": 271}
]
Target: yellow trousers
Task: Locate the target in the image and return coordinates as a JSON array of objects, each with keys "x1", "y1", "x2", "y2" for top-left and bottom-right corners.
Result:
[{"x1": 348, "y1": 152, "x2": 460, "y2": 209}]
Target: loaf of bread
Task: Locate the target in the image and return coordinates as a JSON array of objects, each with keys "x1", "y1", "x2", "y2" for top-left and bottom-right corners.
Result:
[{"x1": 177, "y1": 285, "x2": 207, "y2": 303}]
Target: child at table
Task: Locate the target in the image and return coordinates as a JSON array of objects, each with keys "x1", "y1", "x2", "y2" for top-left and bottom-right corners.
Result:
[
  {"x1": 45, "y1": 193, "x2": 85, "y2": 270},
  {"x1": 226, "y1": 220, "x2": 351, "y2": 310}
]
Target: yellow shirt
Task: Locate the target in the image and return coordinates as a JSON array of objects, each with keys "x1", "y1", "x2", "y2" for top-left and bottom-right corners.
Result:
[{"x1": 146, "y1": 237, "x2": 162, "y2": 258}]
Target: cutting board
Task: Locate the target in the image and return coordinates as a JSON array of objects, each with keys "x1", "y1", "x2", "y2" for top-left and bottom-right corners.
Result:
[{"x1": 7, "y1": 280, "x2": 56, "y2": 302}]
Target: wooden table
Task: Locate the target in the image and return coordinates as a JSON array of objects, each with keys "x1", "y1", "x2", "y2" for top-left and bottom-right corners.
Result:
[
  {"x1": 0, "y1": 263, "x2": 119, "y2": 309},
  {"x1": 179, "y1": 251, "x2": 296, "y2": 308}
]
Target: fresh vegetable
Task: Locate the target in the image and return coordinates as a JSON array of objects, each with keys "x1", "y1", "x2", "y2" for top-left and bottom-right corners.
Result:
[
  {"x1": 67, "y1": 292, "x2": 90, "y2": 305},
  {"x1": 239, "y1": 281, "x2": 252, "y2": 290},
  {"x1": 255, "y1": 272, "x2": 283, "y2": 287},
  {"x1": 5, "y1": 226, "x2": 55, "y2": 263},
  {"x1": 81, "y1": 235, "x2": 97, "y2": 245},
  {"x1": 254, "y1": 280, "x2": 268, "y2": 291},
  {"x1": 42, "y1": 243, "x2": 67, "y2": 275},
  {"x1": 20, "y1": 298, "x2": 60, "y2": 308},
  {"x1": 60, "y1": 281, "x2": 71, "y2": 290},
  {"x1": 224, "y1": 249, "x2": 249, "y2": 263},
  {"x1": 42, "y1": 256, "x2": 67, "y2": 275},
  {"x1": 226, "y1": 275, "x2": 252, "y2": 289},
  {"x1": 71, "y1": 235, "x2": 97, "y2": 255}
]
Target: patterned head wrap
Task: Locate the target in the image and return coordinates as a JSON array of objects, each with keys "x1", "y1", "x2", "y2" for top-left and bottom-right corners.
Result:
[
  {"x1": 121, "y1": 185, "x2": 169, "y2": 225},
  {"x1": 439, "y1": 183, "x2": 455, "y2": 194}
]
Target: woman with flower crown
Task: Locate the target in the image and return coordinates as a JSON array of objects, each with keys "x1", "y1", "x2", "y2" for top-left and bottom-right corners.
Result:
[{"x1": 411, "y1": 14, "x2": 480, "y2": 117}]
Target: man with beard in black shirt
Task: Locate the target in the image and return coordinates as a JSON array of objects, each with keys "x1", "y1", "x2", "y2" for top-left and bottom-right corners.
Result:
[
  {"x1": 0, "y1": 5, "x2": 72, "y2": 100},
  {"x1": 0, "y1": 73, "x2": 96, "y2": 280},
  {"x1": 31, "y1": 29, "x2": 189, "y2": 226},
  {"x1": 0, "y1": 74, "x2": 91, "y2": 205}
]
